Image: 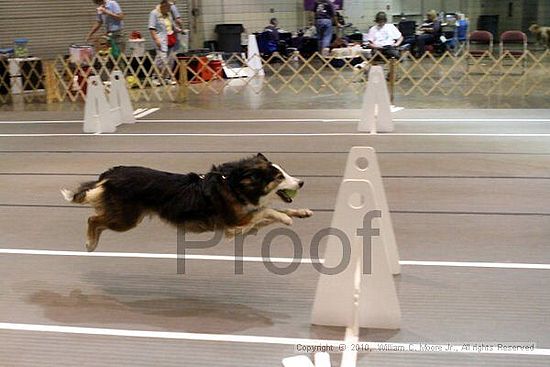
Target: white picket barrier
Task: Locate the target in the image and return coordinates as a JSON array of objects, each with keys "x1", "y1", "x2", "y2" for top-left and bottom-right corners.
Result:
[
  {"x1": 358, "y1": 65, "x2": 394, "y2": 133},
  {"x1": 83, "y1": 71, "x2": 135, "y2": 133},
  {"x1": 311, "y1": 147, "x2": 401, "y2": 331}
]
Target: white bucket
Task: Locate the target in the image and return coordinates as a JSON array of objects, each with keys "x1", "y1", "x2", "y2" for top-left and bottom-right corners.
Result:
[
  {"x1": 69, "y1": 45, "x2": 94, "y2": 64},
  {"x1": 128, "y1": 39, "x2": 145, "y2": 57}
]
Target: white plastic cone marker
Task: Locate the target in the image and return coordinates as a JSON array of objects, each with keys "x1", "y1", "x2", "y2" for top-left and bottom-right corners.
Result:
[
  {"x1": 110, "y1": 70, "x2": 135, "y2": 126},
  {"x1": 311, "y1": 179, "x2": 401, "y2": 330},
  {"x1": 358, "y1": 65, "x2": 393, "y2": 133},
  {"x1": 246, "y1": 34, "x2": 265, "y2": 77},
  {"x1": 282, "y1": 355, "x2": 315, "y2": 367},
  {"x1": 314, "y1": 353, "x2": 332, "y2": 367},
  {"x1": 83, "y1": 76, "x2": 117, "y2": 133},
  {"x1": 343, "y1": 147, "x2": 400, "y2": 275}
]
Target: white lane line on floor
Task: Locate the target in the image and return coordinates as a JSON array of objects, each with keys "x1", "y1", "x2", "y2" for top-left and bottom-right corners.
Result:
[
  {"x1": 396, "y1": 118, "x2": 550, "y2": 122},
  {"x1": 402, "y1": 260, "x2": 550, "y2": 270},
  {"x1": 3, "y1": 133, "x2": 550, "y2": 137},
  {"x1": 0, "y1": 120, "x2": 82, "y2": 124},
  {"x1": 0, "y1": 249, "x2": 321, "y2": 264},
  {"x1": 0, "y1": 323, "x2": 549, "y2": 356},
  {"x1": 134, "y1": 108, "x2": 160, "y2": 119},
  {"x1": 1, "y1": 118, "x2": 550, "y2": 125},
  {"x1": 139, "y1": 118, "x2": 550, "y2": 123},
  {"x1": 0, "y1": 109, "x2": 159, "y2": 125},
  {"x1": 1, "y1": 249, "x2": 549, "y2": 270}
]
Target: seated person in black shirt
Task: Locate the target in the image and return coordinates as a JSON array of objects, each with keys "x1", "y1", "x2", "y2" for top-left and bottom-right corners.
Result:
[
  {"x1": 263, "y1": 18, "x2": 288, "y2": 56},
  {"x1": 415, "y1": 10, "x2": 441, "y2": 56}
]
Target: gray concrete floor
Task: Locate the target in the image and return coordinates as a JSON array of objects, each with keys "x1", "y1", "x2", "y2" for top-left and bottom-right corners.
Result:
[{"x1": 1, "y1": 109, "x2": 550, "y2": 366}]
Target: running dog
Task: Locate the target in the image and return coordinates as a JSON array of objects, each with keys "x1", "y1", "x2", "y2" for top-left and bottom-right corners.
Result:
[
  {"x1": 61, "y1": 153, "x2": 313, "y2": 252},
  {"x1": 529, "y1": 24, "x2": 550, "y2": 48}
]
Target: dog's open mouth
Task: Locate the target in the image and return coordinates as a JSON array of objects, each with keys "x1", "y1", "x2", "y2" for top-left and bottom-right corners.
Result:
[{"x1": 277, "y1": 189, "x2": 293, "y2": 203}]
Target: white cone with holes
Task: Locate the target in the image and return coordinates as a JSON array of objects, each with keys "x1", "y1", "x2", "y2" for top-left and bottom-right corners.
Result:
[
  {"x1": 311, "y1": 179, "x2": 400, "y2": 329},
  {"x1": 358, "y1": 65, "x2": 393, "y2": 133},
  {"x1": 282, "y1": 355, "x2": 315, "y2": 367},
  {"x1": 344, "y1": 147, "x2": 400, "y2": 275},
  {"x1": 110, "y1": 70, "x2": 135, "y2": 126},
  {"x1": 246, "y1": 34, "x2": 265, "y2": 77},
  {"x1": 314, "y1": 352, "x2": 331, "y2": 367},
  {"x1": 83, "y1": 76, "x2": 117, "y2": 133}
]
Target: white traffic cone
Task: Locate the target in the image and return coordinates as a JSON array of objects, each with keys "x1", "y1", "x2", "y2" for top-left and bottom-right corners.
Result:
[
  {"x1": 83, "y1": 76, "x2": 117, "y2": 133},
  {"x1": 246, "y1": 34, "x2": 265, "y2": 77},
  {"x1": 343, "y1": 147, "x2": 400, "y2": 275},
  {"x1": 311, "y1": 178, "x2": 401, "y2": 330},
  {"x1": 110, "y1": 70, "x2": 135, "y2": 126},
  {"x1": 358, "y1": 65, "x2": 394, "y2": 133}
]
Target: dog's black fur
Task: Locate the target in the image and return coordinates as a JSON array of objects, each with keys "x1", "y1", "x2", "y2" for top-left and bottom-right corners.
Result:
[{"x1": 62, "y1": 153, "x2": 312, "y2": 252}]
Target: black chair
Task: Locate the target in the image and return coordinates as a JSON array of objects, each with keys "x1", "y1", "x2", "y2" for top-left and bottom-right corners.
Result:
[{"x1": 398, "y1": 20, "x2": 416, "y2": 47}]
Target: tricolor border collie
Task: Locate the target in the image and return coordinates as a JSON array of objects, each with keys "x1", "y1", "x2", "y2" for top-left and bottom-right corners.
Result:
[{"x1": 61, "y1": 153, "x2": 312, "y2": 252}]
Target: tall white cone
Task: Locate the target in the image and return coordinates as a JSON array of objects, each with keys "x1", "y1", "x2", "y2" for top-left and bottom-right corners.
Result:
[
  {"x1": 110, "y1": 70, "x2": 135, "y2": 126},
  {"x1": 83, "y1": 76, "x2": 116, "y2": 133},
  {"x1": 311, "y1": 179, "x2": 401, "y2": 330},
  {"x1": 343, "y1": 147, "x2": 400, "y2": 275},
  {"x1": 358, "y1": 65, "x2": 393, "y2": 133},
  {"x1": 246, "y1": 34, "x2": 264, "y2": 77}
]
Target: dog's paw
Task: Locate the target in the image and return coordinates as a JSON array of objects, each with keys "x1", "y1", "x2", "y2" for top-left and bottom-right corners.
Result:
[
  {"x1": 85, "y1": 241, "x2": 98, "y2": 252},
  {"x1": 280, "y1": 215, "x2": 293, "y2": 226},
  {"x1": 224, "y1": 229, "x2": 238, "y2": 238},
  {"x1": 295, "y1": 209, "x2": 314, "y2": 218}
]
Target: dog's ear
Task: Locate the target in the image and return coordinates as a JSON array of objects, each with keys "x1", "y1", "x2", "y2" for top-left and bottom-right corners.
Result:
[{"x1": 256, "y1": 153, "x2": 269, "y2": 161}]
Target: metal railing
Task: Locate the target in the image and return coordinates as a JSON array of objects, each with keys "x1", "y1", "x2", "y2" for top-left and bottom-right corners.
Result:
[{"x1": 0, "y1": 49, "x2": 548, "y2": 106}]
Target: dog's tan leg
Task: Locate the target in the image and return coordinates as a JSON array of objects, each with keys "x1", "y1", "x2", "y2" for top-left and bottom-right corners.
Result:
[
  {"x1": 278, "y1": 208, "x2": 314, "y2": 218},
  {"x1": 86, "y1": 215, "x2": 107, "y2": 252},
  {"x1": 225, "y1": 208, "x2": 294, "y2": 237},
  {"x1": 262, "y1": 208, "x2": 294, "y2": 226}
]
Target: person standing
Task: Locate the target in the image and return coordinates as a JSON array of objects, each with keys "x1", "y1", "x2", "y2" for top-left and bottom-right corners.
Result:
[
  {"x1": 149, "y1": 0, "x2": 179, "y2": 84},
  {"x1": 170, "y1": 1, "x2": 184, "y2": 31},
  {"x1": 169, "y1": 1, "x2": 185, "y2": 51},
  {"x1": 314, "y1": 0, "x2": 337, "y2": 56},
  {"x1": 86, "y1": 0, "x2": 125, "y2": 54},
  {"x1": 366, "y1": 12, "x2": 403, "y2": 59}
]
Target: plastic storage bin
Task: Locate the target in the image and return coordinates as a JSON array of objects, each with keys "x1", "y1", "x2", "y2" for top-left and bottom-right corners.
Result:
[
  {"x1": 14, "y1": 38, "x2": 29, "y2": 58},
  {"x1": 0, "y1": 48, "x2": 14, "y2": 58}
]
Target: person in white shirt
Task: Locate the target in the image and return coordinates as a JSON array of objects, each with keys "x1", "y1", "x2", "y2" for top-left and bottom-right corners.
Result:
[{"x1": 366, "y1": 11, "x2": 403, "y2": 59}]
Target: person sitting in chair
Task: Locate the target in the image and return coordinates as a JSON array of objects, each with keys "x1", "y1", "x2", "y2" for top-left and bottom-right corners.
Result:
[
  {"x1": 366, "y1": 11, "x2": 403, "y2": 59},
  {"x1": 415, "y1": 9, "x2": 441, "y2": 57},
  {"x1": 263, "y1": 18, "x2": 287, "y2": 56}
]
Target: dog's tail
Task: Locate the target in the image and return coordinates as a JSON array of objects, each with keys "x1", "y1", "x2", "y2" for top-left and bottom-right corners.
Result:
[{"x1": 61, "y1": 180, "x2": 99, "y2": 204}]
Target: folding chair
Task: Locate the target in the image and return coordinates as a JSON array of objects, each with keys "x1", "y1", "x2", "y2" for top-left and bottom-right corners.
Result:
[
  {"x1": 499, "y1": 30, "x2": 528, "y2": 72},
  {"x1": 466, "y1": 30, "x2": 493, "y2": 72},
  {"x1": 398, "y1": 20, "x2": 416, "y2": 50},
  {"x1": 500, "y1": 30, "x2": 527, "y2": 57},
  {"x1": 467, "y1": 30, "x2": 493, "y2": 57}
]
